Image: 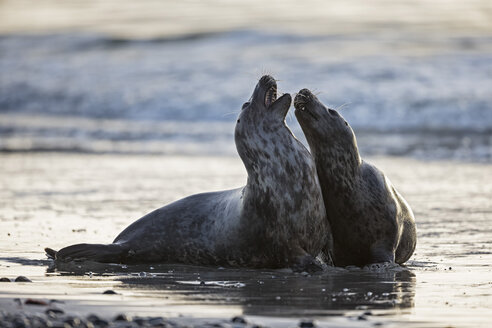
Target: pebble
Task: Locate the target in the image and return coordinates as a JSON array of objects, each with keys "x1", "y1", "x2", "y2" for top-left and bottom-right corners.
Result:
[
  {"x1": 15, "y1": 276, "x2": 32, "y2": 282},
  {"x1": 25, "y1": 299, "x2": 49, "y2": 306},
  {"x1": 148, "y1": 317, "x2": 167, "y2": 326},
  {"x1": 102, "y1": 290, "x2": 117, "y2": 295},
  {"x1": 299, "y1": 320, "x2": 315, "y2": 327},
  {"x1": 46, "y1": 308, "x2": 65, "y2": 315},
  {"x1": 231, "y1": 316, "x2": 247, "y2": 324},
  {"x1": 87, "y1": 314, "x2": 109, "y2": 327},
  {"x1": 0, "y1": 277, "x2": 11, "y2": 282},
  {"x1": 63, "y1": 316, "x2": 81, "y2": 327},
  {"x1": 114, "y1": 314, "x2": 131, "y2": 322}
]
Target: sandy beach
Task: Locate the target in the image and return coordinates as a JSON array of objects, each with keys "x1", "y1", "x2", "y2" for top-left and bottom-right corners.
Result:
[
  {"x1": 1, "y1": 0, "x2": 492, "y2": 326},
  {"x1": 0, "y1": 153, "x2": 490, "y2": 327}
]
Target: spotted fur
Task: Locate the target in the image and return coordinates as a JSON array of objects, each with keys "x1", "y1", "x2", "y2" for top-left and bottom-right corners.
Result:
[
  {"x1": 294, "y1": 89, "x2": 416, "y2": 267},
  {"x1": 49, "y1": 77, "x2": 330, "y2": 269}
]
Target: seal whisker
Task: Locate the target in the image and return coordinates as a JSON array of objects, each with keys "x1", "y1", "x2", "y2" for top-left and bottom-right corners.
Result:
[
  {"x1": 335, "y1": 103, "x2": 351, "y2": 111},
  {"x1": 222, "y1": 110, "x2": 241, "y2": 117}
]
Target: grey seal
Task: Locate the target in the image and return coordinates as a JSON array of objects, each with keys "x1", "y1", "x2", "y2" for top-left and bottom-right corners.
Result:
[
  {"x1": 294, "y1": 88, "x2": 416, "y2": 267},
  {"x1": 45, "y1": 76, "x2": 329, "y2": 270}
]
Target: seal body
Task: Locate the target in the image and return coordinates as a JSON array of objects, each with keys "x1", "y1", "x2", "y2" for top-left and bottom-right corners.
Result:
[
  {"x1": 47, "y1": 76, "x2": 329, "y2": 269},
  {"x1": 294, "y1": 89, "x2": 416, "y2": 267}
]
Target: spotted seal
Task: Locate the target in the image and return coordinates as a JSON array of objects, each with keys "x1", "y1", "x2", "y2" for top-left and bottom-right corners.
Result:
[
  {"x1": 294, "y1": 88, "x2": 416, "y2": 266},
  {"x1": 45, "y1": 76, "x2": 330, "y2": 270}
]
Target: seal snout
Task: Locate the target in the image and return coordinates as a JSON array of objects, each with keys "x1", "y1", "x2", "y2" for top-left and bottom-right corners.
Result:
[{"x1": 294, "y1": 89, "x2": 314, "y2": 111}]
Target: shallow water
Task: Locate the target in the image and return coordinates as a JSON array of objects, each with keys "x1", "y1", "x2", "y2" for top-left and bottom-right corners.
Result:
[
  {"x1": 0, "y1": 153, "x2": 490, "y2": 327},
  {"x1": 1, "y1": 1, "x2": 492, "y2": 161}
]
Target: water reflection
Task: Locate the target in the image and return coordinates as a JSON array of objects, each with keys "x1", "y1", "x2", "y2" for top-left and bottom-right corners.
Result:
[{"x1": 47, "y1": 261, "x2": 415, "y2": 317}]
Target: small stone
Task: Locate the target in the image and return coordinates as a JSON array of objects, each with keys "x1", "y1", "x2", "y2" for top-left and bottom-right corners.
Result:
[
  {"x1": 86, "y1": 314, "x2": 108, "y2": 327},
  {"x1": 46, "y1": 308, "x2": 64, "y2": 315},
  {"x1": 299, "y1": 320, "x2": 315, "y2": 327},
  {"x1": 12, "y1": 316, "x2": 29, "y2": 328},
  {"x1": 25, "y1": 298, "x2": 48, "y2": 306},
  {"x1": 0, "y1": 277, "x2": 10, "y2": 282},
  {"x1": 357, "y1": 315, "x2": 367, "y2": 321},
  {"x1": 114, "y1": 314, "x2": 131, "y2": 322},
  {"x1": 64, "y1": 316, "x2": 81, "y2": 326},
  {"x1": 47, "y1": 320, "x2": 68, "y2": 328},
  {"x1": 15, "y1": 276, "x2": 32, "y2": 282},
  {"x1": 133, "y1": 317, "x2": 146, "y2": 326},
  {"x1": 102, "y1": 290, "x2": 117, "y2": 295},
  {"x1": 364, "y1": 311, "x2": 373, "y2": 316},
  {"x1": 200, "y1": 281, "x2": 205, "y2": 285},
  {"x1": 148, "y1": 317, "x2": 166, "y2": 326},
  {"x1": 46, "y1": 311, "x2": 58, "y2": 319},
  {"x1": 231, "y1": 316, "x2": 247, "y2": 324}
]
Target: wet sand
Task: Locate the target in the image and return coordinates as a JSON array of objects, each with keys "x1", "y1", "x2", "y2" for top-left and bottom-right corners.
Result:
[{"x1": 0, "y1": 153, "x2": 491, "y2": 327}]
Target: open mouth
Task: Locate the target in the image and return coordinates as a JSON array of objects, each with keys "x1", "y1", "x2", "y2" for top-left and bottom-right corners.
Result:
[{"x1": 265, "y1": 84, "x2": 277, "y2": 107}]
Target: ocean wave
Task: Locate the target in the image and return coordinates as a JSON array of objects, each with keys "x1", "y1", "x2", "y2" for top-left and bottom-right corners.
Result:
[{"x1": 1, "y1": 30, "x2": 491, "y2": 160}]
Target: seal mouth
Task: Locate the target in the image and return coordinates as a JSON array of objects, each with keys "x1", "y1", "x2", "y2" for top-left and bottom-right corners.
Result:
[
  {"x1": 294, "y1": 89, "x2": 318, "y2": 120},
  {"x1": 265, "y1": 84, "x2": 277, "y2": 108}
]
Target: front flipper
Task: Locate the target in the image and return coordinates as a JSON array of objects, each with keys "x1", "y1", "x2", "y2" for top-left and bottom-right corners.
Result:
[
  {"x1": 290, "y1": 245, "x2": 329, "y2": 273},
  {"x1": 370, "y1": 243, "x2": 395, "y2": 264},
  {"x1": 292, "y1": 254, "x2": 328, "y2": 273}
]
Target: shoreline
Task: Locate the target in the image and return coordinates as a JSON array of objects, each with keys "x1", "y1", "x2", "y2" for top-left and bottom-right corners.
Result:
[{"x1": 1, "y1": 154, "x2": 490, "y2": 328}]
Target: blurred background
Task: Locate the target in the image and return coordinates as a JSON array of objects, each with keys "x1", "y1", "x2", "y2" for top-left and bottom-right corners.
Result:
[{"x1": 1, "y1": 0, "x2": 491, "y2": 161}]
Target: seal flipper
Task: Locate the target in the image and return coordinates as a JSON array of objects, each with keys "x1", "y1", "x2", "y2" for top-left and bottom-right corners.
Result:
[
  {"x1": 45, "y1": 247, "x2": 57, "y2": 259},
  {"x1": 370, "y1": 244, "x2": 395, "y2": 264},
  {"x1": 54, "y1": 243, "x2": 129, "y2": 263}
]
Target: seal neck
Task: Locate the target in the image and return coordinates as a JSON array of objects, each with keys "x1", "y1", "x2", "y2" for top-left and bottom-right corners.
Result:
[{"x1": 314, "y1": 142, "x2": 361, "y2": 193}]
